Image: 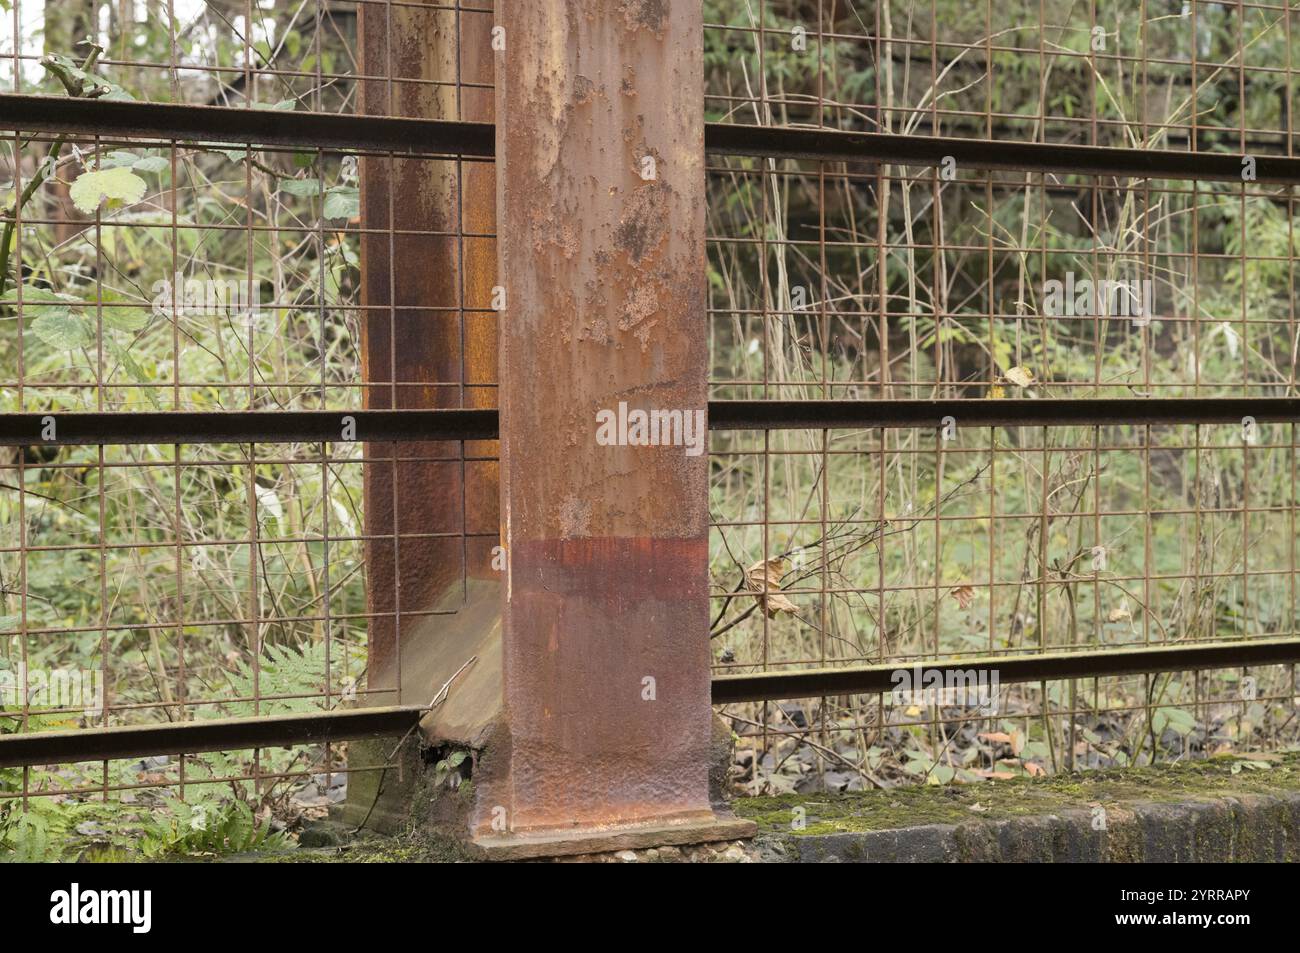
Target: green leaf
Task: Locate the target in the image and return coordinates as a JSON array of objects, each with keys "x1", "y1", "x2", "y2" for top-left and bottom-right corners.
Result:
[
  {"x1": 31, "y1": 311, "x2": 93, "y2": 350},
  {"x1": 99, "y1": 150, "x2": 141, "y2": 169},
  {"x1": 447, "y1": 750, "x2": 468, "y2": 768},
  {"x1": 103, "y1": 307, "x2": 149, "y2": 332},
  {"x1": 280, "y1": 178, "x2": 322, "y2": 198},
  {"x1": 323, "y1": 185, "x2": 359, "y2": 220},
  {"x1": 131, "y1": 155, "x2": 171, "y2": 174},
  {"x1": 0, "y1": 285, "x2": 81, "y2": 321},
  {"x1": 1163, "y1": 708, "x2": 1197, "y2": 735},
  {"x1": 69, "y1": 167, "x2": 147, "y2": 214},
  {"x1": 106, "y1": 337, "x2": 156, "y2": 404},
  {"x1": 40, "y1": 53, "x2": 134, "y2": 102},
  {"x1": 1235, "y1": 759, "x2": 1271, "y2": 772}
]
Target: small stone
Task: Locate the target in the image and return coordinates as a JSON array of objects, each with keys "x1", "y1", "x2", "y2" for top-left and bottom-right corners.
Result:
[
  {"x1": 657, "y1": 845, "x2": 683, "y2": 861},
  {"x1": 614, "y1": 849, "x2": 638, "y2": 862}
]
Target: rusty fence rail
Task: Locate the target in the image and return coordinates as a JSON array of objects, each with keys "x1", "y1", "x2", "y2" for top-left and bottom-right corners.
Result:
[
  {"x1": 7, "y1": 92, "x2": 1300, "y2": 183},
  {"x1": 6, "y1": 397, "x2": 1300, "y2": 448},
  {"x1": 3, "y1": 637, "x2": 1299, "y2": 768}
]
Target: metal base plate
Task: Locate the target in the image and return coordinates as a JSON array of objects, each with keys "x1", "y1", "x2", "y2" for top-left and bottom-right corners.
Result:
[{"x1": 470, "y1": 815, "x2": 758, "y2": 861}]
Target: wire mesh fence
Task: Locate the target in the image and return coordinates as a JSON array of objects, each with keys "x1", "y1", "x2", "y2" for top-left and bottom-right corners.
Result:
[
  {"x1": 1, "y1": 0, "x2": 1299, "y2": 855},
  {"x1": 0, "y1": 0, "x2": 495, "y2": 854},
  {"x1": 704, "y1": 0, "x2": 1300, "y2": 795}
]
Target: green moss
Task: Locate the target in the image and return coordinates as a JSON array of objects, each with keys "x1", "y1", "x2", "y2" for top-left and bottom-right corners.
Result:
[{"x1": 736, "y1": 753, "x2": 1300, "y2": 836}]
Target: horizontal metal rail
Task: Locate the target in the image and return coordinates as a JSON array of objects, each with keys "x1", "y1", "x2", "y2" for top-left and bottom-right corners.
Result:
[
  {"x1": 711, "y1": 637, "x2": 1300, "y2": 704},
  {"x1": 0, "y1": 705, "x2": 424, "y2": 768},
  {"x1": 0, "y1": 409, "x2": 498, "y2": 445},
  {"x1": 704, "y1": 123, "x2": 1300, "y2": 184},
  {"x1": 3, "y1": 640, "x2": 1296, "y2": 767},
  {"x1": 0, "y1": 94, "x2": 494, "y2": 156},
  {"x1": 1, "y1": 94, "x2": 1295, "y2": 182},
  {"x1": 707, "y1": 398, "x2": 1300, "y2": 430},
  {"x1": 0, "y1": 400, "x2": 1296, "y2": 446}
]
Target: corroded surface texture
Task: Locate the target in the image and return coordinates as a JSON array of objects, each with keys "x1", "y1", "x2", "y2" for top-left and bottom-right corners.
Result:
[
  {"x1": 357, "y1": 2, "x2": 499, "y2": 699},
  {"x1": 494, "y1": 0, "x2": 712, "y2": 831}
]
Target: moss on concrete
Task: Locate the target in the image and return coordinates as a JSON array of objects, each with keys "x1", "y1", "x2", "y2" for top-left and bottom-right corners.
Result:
[{"x1": 735, "y1": 753, "x2": 1300, "y2": 836}]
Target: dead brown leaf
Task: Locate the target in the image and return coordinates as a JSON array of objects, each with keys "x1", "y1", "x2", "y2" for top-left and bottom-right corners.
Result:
[
  {"x1": 1023, "y1": 761, "x2": 1047, "y2": 777},
  {"x1": 1005, "y1": 365, "x2": 1035, "y2": 388},
  {"x1": 744, "y1": 557, "x2": 798, "y2": 618},
  {"x1": 950, "y1": 584, "x2": 975, "y2": 609},
  {"x1": 977, "y1": 731, "x2": 1013, "y2": 745}
]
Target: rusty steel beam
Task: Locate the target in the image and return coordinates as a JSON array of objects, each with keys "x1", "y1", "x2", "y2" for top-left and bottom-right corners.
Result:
[
  {"x1": 704, "y1": 124, "x2": 1300, "y2": 183},
  {"x1": 0, "y1": 705, "x2": 424, "y2": 769},
  {"x1": 5, "y1": 93, "x2": 1298, "y2": 183},
  {"x1": 0, "y1": 409, "x2": 495, "y2": 446},
  {"x1": 486, "y1": 0, "x2": 752, "y2": 851},
  {"x1": 708, "y1": 398, "x2": 1300, "y2": 431},
  {"x1": 0, "y1": 92, "x2": 493, "y2": 156},
  {"x1": 356, "y1": 1, "x2": 500, "y2": 704},
  {"x1": 711, "y1": 638, "x2": 1300, "y2": 704}
]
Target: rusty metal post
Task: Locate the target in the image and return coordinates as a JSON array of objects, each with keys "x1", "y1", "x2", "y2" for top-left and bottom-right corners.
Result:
[
  {"x1": 481, "y1": 0, "x2": 754, "y2": 855},
  {"x1": 356, "y1": 2, "x2": 499, "y2": 707},
  {"x1": 346, "y1": 2, "x2": 502, "y2": 831}
]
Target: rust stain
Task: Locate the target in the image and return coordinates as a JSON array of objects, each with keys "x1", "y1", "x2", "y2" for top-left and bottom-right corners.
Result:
[
  {"x1": 618, "y1": 0, "x2": 668, "y2": 36},
  {"x1": 617, "y1": 282, "x2": 660, "y2": 350},
  {"x1": 357, "y1": 3, "x2": 499, "y2": 688},
  {"x1": 572, "y1": 74, "x2": 596, "y2": 105},
  {"x1": 614, "y1": 181, "x2": 671, "y2": 265}
]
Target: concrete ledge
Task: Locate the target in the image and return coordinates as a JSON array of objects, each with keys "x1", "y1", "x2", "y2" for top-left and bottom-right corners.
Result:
[
  {"x1": 738, "y1": 754, "x2": 1300, "y2": 863},
  {"x1": 768, "y1": 793, "x2": 1300, "y2": 862}
]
